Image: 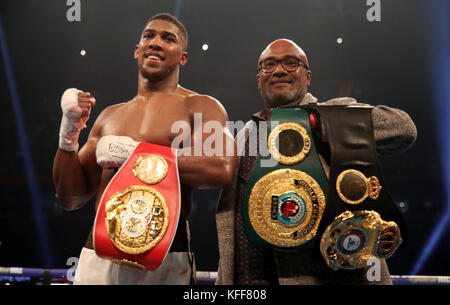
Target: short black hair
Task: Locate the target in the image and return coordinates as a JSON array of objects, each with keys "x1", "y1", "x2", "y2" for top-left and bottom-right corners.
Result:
[{"x1": 142, "y1": 13, "x2": 188, "y2": 51}]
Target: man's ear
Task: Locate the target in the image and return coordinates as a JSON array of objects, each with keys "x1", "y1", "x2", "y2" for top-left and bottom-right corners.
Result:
[
  {"x1": 134, "y1": 45, "x2": 139, "y2": 59},
  {"x1": 306, "y1": 70, "x2": 312, "y2": 86},
  {"x1": 256, "y1": 73, "x2": 261, "y2": 89},
  {"x1": 179, "y1": 51, "x2": 188, "y2": 66}
]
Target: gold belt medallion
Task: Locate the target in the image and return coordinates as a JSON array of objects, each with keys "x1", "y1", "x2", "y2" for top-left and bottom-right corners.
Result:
[
  {"x1": 105, "y1": 185, "x2": 169, "y2": 255},
  {"x1": 268, "y1": 123, "x2": 311, "y2": 165},
  {"x1": 133, "y1": 154, "x2": 168, "y2": 184},
  {"x1": 248, "y1": 169, "x2": 326, "y2": 247},
  {"x1": 320, "y1": 210, "x2": 402, "y2": 270},
  {"x1": 336, "y1": 169, "x2": 382, "y2": 205}
]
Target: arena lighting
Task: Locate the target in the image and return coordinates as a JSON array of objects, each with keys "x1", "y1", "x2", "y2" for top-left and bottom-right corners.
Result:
[
  {"x1": 0, "y1": 16, "x2": 54, "y2": 267},
  {"x1": 410, "y1": 0, "x2": 450, "y2": 275},
  {"x1": 174, "y1": 0, "x2": 183, "y2": 18}
]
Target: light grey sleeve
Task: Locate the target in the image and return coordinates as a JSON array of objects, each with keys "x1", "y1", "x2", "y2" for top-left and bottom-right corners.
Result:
[
  {"x1": 371, "y1": 105, "x2": 417, "y2": 154},
  {"x1": 318, "y1": 97, "x2": 417, "y2": 155}
]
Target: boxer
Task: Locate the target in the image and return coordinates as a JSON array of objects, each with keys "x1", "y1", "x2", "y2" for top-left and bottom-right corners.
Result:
[{"x1": 53, "y1": 13, "x2": 237, "y2": 285}]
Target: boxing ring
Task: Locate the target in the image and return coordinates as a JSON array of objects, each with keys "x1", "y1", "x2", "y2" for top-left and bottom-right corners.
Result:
[
  {"x1": 1, "y1": 0, "x2": 449, "y2": 287},
  {"x1": 1, "y1": 266, "x2": 449, "y2": 285}
]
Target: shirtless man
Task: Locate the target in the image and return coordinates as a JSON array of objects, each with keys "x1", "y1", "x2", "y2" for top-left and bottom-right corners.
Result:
[{"x1": 53, "y1": 13, "x2": 236, "y2": 285}]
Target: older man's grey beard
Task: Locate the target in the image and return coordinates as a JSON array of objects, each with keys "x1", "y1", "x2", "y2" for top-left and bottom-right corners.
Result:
[{"x1": 261, "y1": 88, "x2": 303, "y2": 109}]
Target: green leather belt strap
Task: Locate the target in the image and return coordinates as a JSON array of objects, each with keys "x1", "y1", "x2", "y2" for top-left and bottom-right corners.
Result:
[{"x1": 242, "y1": 108, "x2": 328, "y2": 248}]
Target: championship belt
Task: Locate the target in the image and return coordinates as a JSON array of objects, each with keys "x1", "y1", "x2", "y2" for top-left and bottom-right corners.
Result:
[
  {"x1": 320, "y1": 210, "x2": 402, "y2": 270},
  {"x1": 242, "y1": 108, "x2": 328, "y2": 248},
  {"x1": 93, "y1": 142, "x2": 180, "y2": 271},
  {"x1": 306, "y1": 105, "x2": 405, "y2": 270}
]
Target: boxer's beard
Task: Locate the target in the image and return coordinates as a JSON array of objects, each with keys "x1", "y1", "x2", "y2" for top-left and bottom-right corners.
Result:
[
  {"x1": 139, "y1": 62, "x2": 177, "y2": 82},
  {"x1": 261, "y1": 87, "x2": 304, "y2": 109}
]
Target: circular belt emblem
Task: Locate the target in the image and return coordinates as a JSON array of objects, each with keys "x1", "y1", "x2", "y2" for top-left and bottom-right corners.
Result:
[
  {"x1": 133, "y1": 154, "x2": 168, "y2": 184},
  {"x1": 320, "y1": 210, "x2": 402, "y2": 270},
  {"x1": 277, "y1": 192, "x2": 307, "y2": 226},
  {"x1": 105, "y1": 185, "x2": 169, "y2": 255},
  {"x1": 121, "y1": 213, "x2": 147, "y2": 238},
  {"x1": 268, "y1": 123, "x2": 311, "y2": 165},
  {"x1": 336, "y1": 169, "x2": 382, "y2": 205},
  {"x1": 248, "y1": 169, "x2": 326, "y2": 247},
  {"x1": 127, "y1": 195, "x2": 152, "y2": 216},
  {"x1": 338, "y1": 229, "x2": 366, "y2": 255}
]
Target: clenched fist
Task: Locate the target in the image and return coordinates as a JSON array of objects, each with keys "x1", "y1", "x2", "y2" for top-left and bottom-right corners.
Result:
[{"x1": 59, "y1": 88, "x2": 96, "y2": 152}]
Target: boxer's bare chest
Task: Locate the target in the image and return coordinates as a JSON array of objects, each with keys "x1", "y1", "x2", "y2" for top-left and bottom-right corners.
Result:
[
  {"x1": 101, "y1": 95, "x2": 192, "y2": 147},
  {"x1": 94, "y1": 95, "x2": 194, "y2": 216}
]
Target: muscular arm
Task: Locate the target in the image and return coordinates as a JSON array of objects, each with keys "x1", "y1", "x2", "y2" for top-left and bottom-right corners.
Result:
[
  {"x1": 53, "y1": 137, "x2": 101, "y2": 210},
  {"x1": 177, "y1": 95, "x2": 237, "y2": 189},
  {"x1": 52, "y1": 102, "x2": 114, "y2": 211},
  {"x1": 318, "y1": 97, "x2": 417, "y2": 154}
]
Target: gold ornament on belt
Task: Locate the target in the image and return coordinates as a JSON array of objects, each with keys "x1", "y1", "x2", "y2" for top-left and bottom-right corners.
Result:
[
  {"x1": 268, "y1": 123, "x2": 311, "y2": 165},
  {"x1": 111, "y1": 258, "x2": 145, "y2": 270},
  {"x1": 248, "y1": 169, "x2": 326, "y2": 247},
  {"x1": 105, "y1": 185, "x2": 169, "y2": 255},
  {"x1": 336, "y1": 169, "x2": 382, "y2": 205},
  {"x1": 133, "y1": 154, "x2": 168, "y2": 184},
  {"x1": 320, "y1": 210, "x2": 402, "y2": 271}
]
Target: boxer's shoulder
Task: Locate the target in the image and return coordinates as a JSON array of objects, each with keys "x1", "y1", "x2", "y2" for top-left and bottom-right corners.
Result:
[
  {"x1": 89, "y1": 102, "x2": 127, "y2": 133},
  {"x1": 97, "y1": 102, "x2": 127, "y2": 120},
  {"x1": 185, "y1": 93, "x2": 227, "y2": 116},
  {"x1": 176, "y1": 85, "x2": 197, "y2": 97}
]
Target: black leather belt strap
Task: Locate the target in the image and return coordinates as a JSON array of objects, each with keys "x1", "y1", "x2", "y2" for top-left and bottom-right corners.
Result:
[{"x1": 307, "y1": 105, "x2": 406, "y2": 241}]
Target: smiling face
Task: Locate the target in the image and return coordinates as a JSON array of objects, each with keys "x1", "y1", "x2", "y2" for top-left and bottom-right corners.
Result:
[
  {"x1": 134, "y1": 19, "x2": 188, "y2": 82},
  {"x1": 257, "y1": 39, "x2": 311, "y2": 109}
]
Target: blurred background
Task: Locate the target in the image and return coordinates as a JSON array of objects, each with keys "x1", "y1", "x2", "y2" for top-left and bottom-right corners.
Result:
[{"x1": 0, "y1": 0, "x2": 449, "y2": 279}]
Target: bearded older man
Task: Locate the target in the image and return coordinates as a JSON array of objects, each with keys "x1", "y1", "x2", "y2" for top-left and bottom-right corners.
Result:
[{"x1": 215, "y1": 39, "x2": 416, "y2": 285}]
